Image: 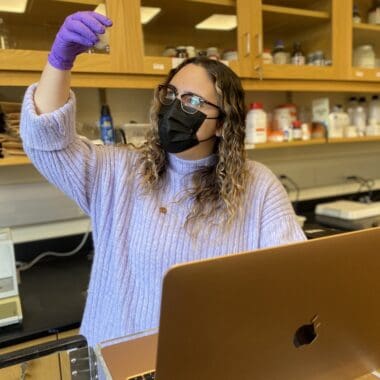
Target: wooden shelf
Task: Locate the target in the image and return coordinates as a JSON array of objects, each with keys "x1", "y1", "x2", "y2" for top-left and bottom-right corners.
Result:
[
  {"x1": 353, "y1": 22, "x2": 380, "y2": 33},
  {"x1": 0, "y1": 156, "x2": 30, "y2": 166},
  {"x1": 52, "y1": 0, "x2": 102, "y2": 5},
  {"x1": 245, "y1": 139, "x2": 326, "y2": 150},
  {"x1": 329, "y1": 136, "x2": 380, "y2": 144},
  {"x1": 262, "y1": 0, "x2": 330, "y2": 12},
  {"x1": 262, "y1": 4, "x2": 331, "y2": 46},
  {"x1": 350, "y1": 67, "x2": 380, "y2": 81},
  {"x1": 262, "y1": 4, "x2": 330, "y2": 19},
  {"x1": 2, "y1": 137, "x2": 380, "y2": 166},
  {"x1": 185, "y1": 0, "x2": 235, "y2": 6},
  {"x1": 246, "y1": 136, "x2": 380, "y2": 150},
  {"x1": 261, "y1": 64, "x2": 334, "y2": 80}
]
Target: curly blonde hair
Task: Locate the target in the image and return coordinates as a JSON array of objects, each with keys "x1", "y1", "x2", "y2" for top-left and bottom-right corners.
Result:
[{"x1": 138, "y1": 57, "x2": 248, "y2": 229}]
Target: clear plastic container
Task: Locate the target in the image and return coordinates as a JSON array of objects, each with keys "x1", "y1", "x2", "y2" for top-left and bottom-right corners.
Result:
[{"x1": 120, "y1": 123, "x2": 150, "y2": 146}]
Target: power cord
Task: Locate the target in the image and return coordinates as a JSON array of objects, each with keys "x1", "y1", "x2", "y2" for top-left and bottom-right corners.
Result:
[
  {"x1": 16, "y1": 221, "x2": 91, "y2": 272},
  {"x1": 346, "y1": 175, "x2": 374, "y2": 203}
]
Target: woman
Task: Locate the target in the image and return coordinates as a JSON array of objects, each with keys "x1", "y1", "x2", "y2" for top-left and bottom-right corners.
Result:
[{"x1": 20, "y1": 12, "x2": 305, "y2": 348}]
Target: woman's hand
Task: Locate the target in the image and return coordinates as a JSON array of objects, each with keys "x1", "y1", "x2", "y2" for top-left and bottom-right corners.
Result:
[{"x1": 48, "y1": 11, "x2": 112, "y2": 71}]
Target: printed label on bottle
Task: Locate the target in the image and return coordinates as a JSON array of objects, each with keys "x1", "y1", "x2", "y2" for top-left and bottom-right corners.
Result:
[{"x1": 291, "y1": 56, "x2": 306, "y2": 65}]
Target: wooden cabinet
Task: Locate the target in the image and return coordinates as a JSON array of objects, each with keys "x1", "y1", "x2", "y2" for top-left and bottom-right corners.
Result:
[
  {"x1": 0, "y1": 329, "x2": 80, "y2": 380},
  {"x1": 132, "y1": 0, "x2": 347, "y2": 80},
  {"x1": 135, "y1": 0, "x2": 242, "y2": 76},
  {"x1": 0, "y1": 334, "x2": 60, "y2": 380},
  {"x1": 348, "y1": 0, "x2": 380, "y2": 81},
  {"x1": 248, "y1": 0, "x2": 339, "y2": 80},
  {"x1": 0, "y1": 0, "x2": 142, "y2": 74},
  {"x1": 0, "y1": 0, "x2": 379, "y2": 84}
]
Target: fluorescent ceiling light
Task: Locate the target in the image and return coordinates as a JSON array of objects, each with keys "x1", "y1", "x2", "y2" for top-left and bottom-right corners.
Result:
[
  {"x1": 0, "y1": 0, "x2": 28, "y2": 13},
  {"x1": 141, "y1": 6, "x2": 161, "y2": 24},
  {"x1": 195, "y1": 14, "x2": 237, "y2": 31}
]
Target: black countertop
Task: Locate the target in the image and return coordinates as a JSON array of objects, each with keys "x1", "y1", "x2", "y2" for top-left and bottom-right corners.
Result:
[{"x1": 0, "y1": 252, "x2": 91, "y2": 348}]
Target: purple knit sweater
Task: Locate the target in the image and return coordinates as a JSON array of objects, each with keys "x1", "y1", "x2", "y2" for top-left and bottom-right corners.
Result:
[{"x1": 20, "y1": 84, "x2": 305, "y2": 347}]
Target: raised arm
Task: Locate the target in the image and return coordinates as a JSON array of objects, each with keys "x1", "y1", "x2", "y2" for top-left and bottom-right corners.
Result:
[
  {"x1": 34, "y1": 11, "x2": 112, "y2": 114},
  {"x1": 21, "y1": 12, "x2": 114, "y2": 215}
]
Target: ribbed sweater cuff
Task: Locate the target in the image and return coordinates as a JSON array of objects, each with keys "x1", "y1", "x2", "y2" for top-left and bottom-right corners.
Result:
[{"x1": 20, "y1": 83, "x2": 77, "y2": 151}]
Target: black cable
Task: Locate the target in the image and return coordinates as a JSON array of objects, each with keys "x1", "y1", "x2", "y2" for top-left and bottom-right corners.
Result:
[
  {"x1": 278, "y1": 174, "x2": 300, "y2": 203},
  {"x1": 346, "y1": 175, "x2": 374, "y2": 202},
  {"x1": 278, "y1": 174, "x2": 301, "y2": 214}
]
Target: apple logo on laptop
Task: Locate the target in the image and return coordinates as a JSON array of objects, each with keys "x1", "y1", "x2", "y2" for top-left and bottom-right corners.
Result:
[{"x1": 293, "y1": 314, "x2": 321, "y2": 348}]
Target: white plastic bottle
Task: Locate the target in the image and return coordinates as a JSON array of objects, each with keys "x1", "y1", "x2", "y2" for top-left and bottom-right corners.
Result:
[
  {"x1": 328, "y1": 105, "x2": 349, "y2": 138},
  {"x1": 353, "y1": 106, "x2": 367, "y2": 136},
  {"x1": 245, "y1": 102, "x2": 267, "y2": 144},
  {"x1": 369, "y1": 95, "x2": 380, "y2": 125},
  {"x1": 347, "y1": 96, "x2": 358, "y2": 125}
]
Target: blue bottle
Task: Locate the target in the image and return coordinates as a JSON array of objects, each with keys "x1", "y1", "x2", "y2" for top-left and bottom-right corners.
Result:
[{"x1": 99, "y1": 105, "x2": 115, "y2": 145}]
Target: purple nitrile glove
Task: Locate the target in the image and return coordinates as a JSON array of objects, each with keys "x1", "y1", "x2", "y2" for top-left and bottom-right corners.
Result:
[{"x1": 48, "y1": 11, "x2": 112, "y2": 71}]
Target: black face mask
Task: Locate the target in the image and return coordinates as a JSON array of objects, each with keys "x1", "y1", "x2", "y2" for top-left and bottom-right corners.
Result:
[{"x1": 158, "y1": 99, "x2": 215, "y2": 154}]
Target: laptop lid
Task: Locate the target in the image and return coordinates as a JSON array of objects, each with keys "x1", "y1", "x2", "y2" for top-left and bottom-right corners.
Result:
[{"x1": 155, "y1": 227, "x2": 380, "y2": 380}]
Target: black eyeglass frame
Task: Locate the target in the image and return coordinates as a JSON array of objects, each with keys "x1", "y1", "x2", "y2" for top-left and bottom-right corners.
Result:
[{"x1": 157, "y1": 84, "x2": 224, "y2": 117}]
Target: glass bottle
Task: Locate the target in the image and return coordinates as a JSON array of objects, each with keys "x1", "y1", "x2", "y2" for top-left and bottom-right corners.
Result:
[
  {"x1": 291, "y1": 42, "x2": 305, "y2": 65},
  {"x1": 353, "y1": 4, "x2": 361, "y2": 23},
  {"x1": 272, "y1": 40, "x2": 288, "y2": 64},
  {"x1": 368, "y1": 0, "x2": 380, "y2": 24},
  {"x1": 175, "y1": 46, "x2": 188, "y2": 58},
  {"x1": 0, "y1": 18, "x2": 10, "y2": 49}
]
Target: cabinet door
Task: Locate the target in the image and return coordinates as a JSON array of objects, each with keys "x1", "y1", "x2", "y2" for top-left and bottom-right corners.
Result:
[
  {"x1": 255, "y1": 0, "x2": 340, "y2": 80},
  {"x1": 137, "y1": 0, "x2": 248, "y2": 76},
  {"x1": 0, "y1": 0, "x2": 139, "y2": 74},
  {"x1": 0, "y1": 335, "x2": 60, "y2": 380},
  {"x1": 349, "y1": 0, "x2": 380, "y2": 81},
  {"x1": 57, "y1": 329, "x2": 80, "y2": 380}
]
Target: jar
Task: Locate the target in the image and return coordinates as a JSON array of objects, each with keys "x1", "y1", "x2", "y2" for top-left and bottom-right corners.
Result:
[
  {"x1": 262, "y1": 49, "x2": 273, "y2": 64},
  {"x1": 207, "y1": 47, "x2": 220, "y2": 60},
  {"x1": 292, "y1": 120, "x2": 303, "y2": 140},
  {"x1": 368, "y1": 0, "x2": 380, "y2": 24},
  {"x1": 186, "y1": 46, "x2": 196, "y2": 58},
  {"x1": 0, "y1": 18, "x2": 10, "y2": 49},
  {"x1": 272, "y1": 40, "x2": 289, "y2": 64},
  {"x1": 291, "y1": 42, "x2": 305, "y2": 65},
  {"x1": 307, "y1": 53, "x2": 315, "y2": 65},
  {"x1": 354, "y1": 45, "x2": 375, "y2": 68},
  {"x1": 176, "y1": 46, "x2": 188, "y2": 58},
  {"x1": 313, "y1": 51, "x2": 325, "y2": 66},
  {"x1": 222, "y1": 50, "x2": 238, "y2": 61},
  {"x1": 162, "y1": 46, "x2": 177, "y2": 57}
]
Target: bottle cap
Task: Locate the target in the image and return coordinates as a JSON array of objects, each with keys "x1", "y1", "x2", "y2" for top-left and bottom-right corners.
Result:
[
  {"x1": 250, "y1": 102, "x2": 263, "y2": 109},
  {"x1": 292, "y1": 120, "x2": 302, "y2": 127},
  {"x1": 101, "y1": 105, "x2": 111, "y2": 116}
]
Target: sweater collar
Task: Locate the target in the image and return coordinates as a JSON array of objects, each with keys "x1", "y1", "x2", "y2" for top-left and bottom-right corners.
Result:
[{"x1": 167, "y1": 153, "x2": 217, "y2": 175}]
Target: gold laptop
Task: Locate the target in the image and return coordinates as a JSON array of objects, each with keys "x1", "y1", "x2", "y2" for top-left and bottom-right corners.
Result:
[{"x1": 96, "y1": 227, "x2": 380, "y2": 380}]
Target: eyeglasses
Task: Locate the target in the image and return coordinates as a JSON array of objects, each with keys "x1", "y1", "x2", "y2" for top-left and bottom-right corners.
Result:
[{"x1": 157, "y1": 84, "x2": 223, "y2": 116}]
